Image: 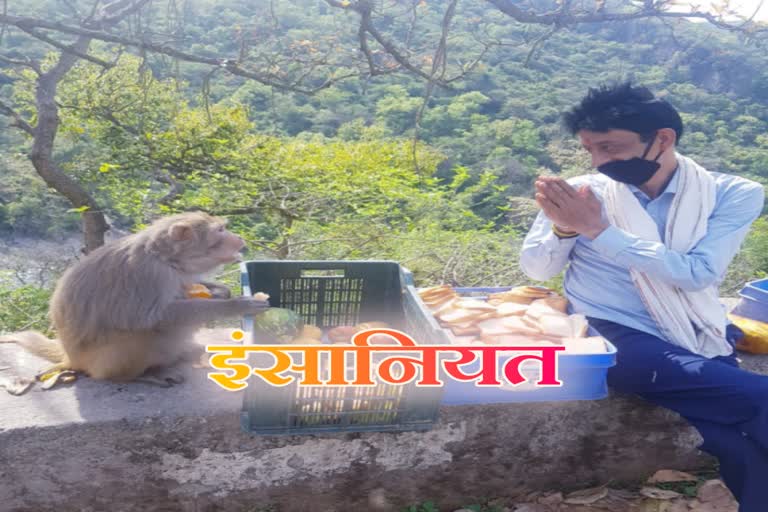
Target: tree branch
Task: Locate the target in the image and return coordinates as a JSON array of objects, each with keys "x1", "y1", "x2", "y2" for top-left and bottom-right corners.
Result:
[
  {"x1": 60, "y1": 0, "x2": 83, "y2": 21},
  {"x1": 485, "y1": 0, "x2": 767, "y2": 35},
  {"x1": 0, "y1": 53, "x2": 42, "y2": 74},
  {"x1": 213, "y1": 207, "x2": 264, "y2": 216},
  {"x1": 155, "y1": 171, "x2": 185, "y2": 206},
  {"x1": 524, "y1": 25, "x2": 559, "y2": 67},
  {"x1": 0, "y1": 0, "x2": 7, "y2": 46},
  {"x1": 0, "y1": 99, "x2": 34, "y2": 135},
  {"x1": 0, "y1": 14, "x2": 346, "y2": 94},
  {"x1": 325, "y1": 0, "x2": 453, "y2": 87},
  {"x1": 357, "y1": 20, "x2": 379, "y2": 75},
  {"x1": 16, "y1": 26, "x2": 114, "y2": 68},
  {"x1": 412, "y1": 0, "x2": 458, "y2": 175},
  {"x1": 93, "y1": 0, "x2": 152, "y2": 27}
]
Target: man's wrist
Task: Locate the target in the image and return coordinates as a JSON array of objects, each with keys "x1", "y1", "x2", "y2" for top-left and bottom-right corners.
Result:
[
  {"x1": 581, "y1": 221, "x2": 609, "y2": 240},
  {"x1": 552, "y1": 224, "x2": 579, "y2": 239}
]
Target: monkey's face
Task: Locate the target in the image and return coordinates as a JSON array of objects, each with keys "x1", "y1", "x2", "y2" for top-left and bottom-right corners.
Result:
[
  {"x1": 167, "y1": 215, "x2": 246, "y2": 274},
  {"x1": 205, "y1": 222, "x2": 247, "y2": 265}
]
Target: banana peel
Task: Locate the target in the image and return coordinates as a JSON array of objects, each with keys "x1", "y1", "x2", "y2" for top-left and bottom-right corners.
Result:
[
  {"x1": 36, "y1": 367, "x2": 79, "y2": 389},
  {"x1": 728, "y1": 313, "x2": 768, "y2": 354}
]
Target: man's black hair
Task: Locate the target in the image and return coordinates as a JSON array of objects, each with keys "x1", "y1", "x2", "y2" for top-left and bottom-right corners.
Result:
[{"x1": 563, "y1": 82, "x2": 684, "y2": 143}]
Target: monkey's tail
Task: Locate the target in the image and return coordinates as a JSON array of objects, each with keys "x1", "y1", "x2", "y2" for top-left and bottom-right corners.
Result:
[{"x1": 0, "y1": 330, "x2": 67, "y2": 364}]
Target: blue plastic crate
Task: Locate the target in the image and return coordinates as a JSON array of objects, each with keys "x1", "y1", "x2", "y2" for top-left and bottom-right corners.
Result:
[
  {"x1": 422, "y1": 287, "x2": 617, "y2": 405},
  {"x1": 739, "y1": 278, "x2": 768, "y2": 302},
  {"x1": 731, "y1": 298, "x2": 768, "y2": 323},
  {"x1": 732, "y1": 278, "x2": 768, "y2": 323}
]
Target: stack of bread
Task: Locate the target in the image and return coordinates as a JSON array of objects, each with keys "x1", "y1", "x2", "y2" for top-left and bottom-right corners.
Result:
[{"x1": 417, "y1": 285, "x2": 607, "y2": 353}]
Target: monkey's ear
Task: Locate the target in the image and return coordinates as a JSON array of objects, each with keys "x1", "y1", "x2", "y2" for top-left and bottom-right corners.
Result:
[{"x1": 169, "y1": 223, "x2": 193, "y2": 241}]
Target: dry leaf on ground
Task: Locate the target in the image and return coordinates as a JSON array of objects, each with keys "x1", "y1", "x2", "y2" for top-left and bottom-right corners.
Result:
[
  {"x1": 688, "y1": 503, "x2": 738, "y2": 512},
  {"x1": 639, "y1": 487, "x2": 682, "y2": 500},
  {"x1": 511, "y1": 504, "x2": 553, "y2": 512},
  {"x1": 564, "y1": 485, "x2": 609, "y2": 505},
  {"x1": 647, "y1": 469, "x2": 698, "y2": 483},
  {"x1": 656, "y1": 499, "x2": 690, "y2": 512},
  {"x1": 537, "y1": 492, "x2": 563, "y2": 505},
  {"x1": 693, "y1": 480, "x2": 738, "y2": 511}
]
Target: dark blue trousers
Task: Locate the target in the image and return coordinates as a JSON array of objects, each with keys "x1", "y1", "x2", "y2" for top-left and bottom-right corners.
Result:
[{"x1": 587, "y1": 317, "x2": 768, "y2": 512}]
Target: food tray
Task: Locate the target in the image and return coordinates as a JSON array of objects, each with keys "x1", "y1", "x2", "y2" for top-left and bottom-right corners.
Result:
[{"x1": 422, "y1": 287, "x2": 617, "y2": 405}]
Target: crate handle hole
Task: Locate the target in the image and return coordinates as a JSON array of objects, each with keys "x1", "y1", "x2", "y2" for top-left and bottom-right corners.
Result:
[{"x1": 300, "y1": 269, "x2": 346, "y2": 278}]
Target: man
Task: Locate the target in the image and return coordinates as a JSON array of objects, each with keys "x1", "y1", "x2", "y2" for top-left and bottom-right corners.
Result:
[{"x1": 520, "y1": 82, "x2": 766, "y2": 511}]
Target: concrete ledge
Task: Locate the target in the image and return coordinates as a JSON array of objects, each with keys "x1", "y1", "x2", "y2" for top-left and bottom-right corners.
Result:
[{"x1": 2, "y1": 328, "x2": 767, "y2": 512}]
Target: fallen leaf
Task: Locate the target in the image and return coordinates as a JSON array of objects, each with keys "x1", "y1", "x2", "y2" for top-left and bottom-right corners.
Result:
[
  {"x1": 0, "y1": 375, "x2": 34, "y2": 395},
  {"x1": 510, "y1": 504, "x2": 552, "y2": 512},
  {"x1": 564, "y1": 485, "x2": 609, "y2": 505},
  {"x1": 607, "y1": 488, "x2": 640, "y2": 500},
  {"x1": 657, "y1": 499, "x2": 690, "y2": 512},
  {"x1": 588, "y1": 490, "x2": 638, "y2": 511},
  {"x1": 520, "y1": 492, "x2": 543, "y2": 503},
  {"x1": 639, "y1": 487, "x2": 682, "y2": 500},
  {"x1": 696, "y1": 479, "x2": 737, "y2": 510},
  {"x1": 537, "y1": 492, "x2": 563, "y2": 505},
  {"x1": 689, "y1": 503, "x2": 738, "y2": 512},
  {"x1": 647, "y1": 470, "x2": 698, "y2": 483}
]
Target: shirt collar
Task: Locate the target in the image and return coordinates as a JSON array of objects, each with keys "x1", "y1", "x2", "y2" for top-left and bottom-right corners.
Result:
[{"x1": 627, "y1": 164, "x2": 680, "y2": 201}]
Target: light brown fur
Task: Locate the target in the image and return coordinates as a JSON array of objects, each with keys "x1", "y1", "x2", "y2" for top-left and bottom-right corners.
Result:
[{"x1": 1, "y1": 212, "x2": 267, "y2": 387}]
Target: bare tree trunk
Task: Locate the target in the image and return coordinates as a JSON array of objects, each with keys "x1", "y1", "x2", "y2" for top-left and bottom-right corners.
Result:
[
  {"x1": 29, "y1": 36, "x2": 109, "y2": 253},
  {"x1": 276, "y1": 214, "x2": 294, "y2": 260}
]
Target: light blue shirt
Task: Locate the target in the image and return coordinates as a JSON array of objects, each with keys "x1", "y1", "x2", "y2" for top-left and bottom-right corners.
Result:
[{"x1": 519, "y1": 165, "x2": 765, "y2": 340}]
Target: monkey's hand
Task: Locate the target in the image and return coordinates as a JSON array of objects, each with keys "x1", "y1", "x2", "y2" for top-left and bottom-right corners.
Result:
[
  {"x1": 160, "y1": 298, "x2": 270, "y2": 326},
  {"x1": 230, "y1": 297, "x2": 271, "y2": 314},
  {"x1": 200, "y1": 281, "x2": 232, "y2": 299}
]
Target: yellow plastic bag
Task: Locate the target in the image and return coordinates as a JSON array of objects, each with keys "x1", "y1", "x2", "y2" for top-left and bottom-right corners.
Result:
[{"x1": 727, "y1": 313, "x2": 768, "y2": 354}]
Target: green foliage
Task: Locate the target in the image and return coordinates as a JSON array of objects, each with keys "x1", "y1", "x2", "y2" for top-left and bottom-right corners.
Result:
[
  {"x1": 721, "y1": 217, "x2": 768, "y2": 296},
  {"x1": 401, "y1": 501, "x2": 504, "y2": 512},
  {"x1": 0, "y1": 282, "x2": 52, "y2": 335},
  {"x1": 403, "y1": 502, "x2": 439, "y2": 512},
  {"x1": 3, "y1": 0, "x2": 768, "y2": 292},
  {"x1": 0, "y1": 156, "x2": 80, "y2": 238}
]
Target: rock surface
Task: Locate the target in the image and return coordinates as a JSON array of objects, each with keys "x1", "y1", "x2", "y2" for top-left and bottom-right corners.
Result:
[{"x1": 1, "y1": 326, "x2": 765, "y2": 512}]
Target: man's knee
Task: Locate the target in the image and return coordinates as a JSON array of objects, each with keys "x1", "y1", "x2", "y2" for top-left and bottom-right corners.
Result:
[{"x1": 695, "y1": 421, "x2": 749, "y2": 457}]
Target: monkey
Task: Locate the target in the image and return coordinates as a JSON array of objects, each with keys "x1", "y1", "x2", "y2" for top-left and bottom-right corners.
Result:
[{"x1": 0, "y1": 211, "x2": 268, "y2": 392}]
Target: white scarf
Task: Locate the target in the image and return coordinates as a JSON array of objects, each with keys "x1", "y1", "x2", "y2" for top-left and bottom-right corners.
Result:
[{"x1": 602, "y1": 153, "x2": 732, "y2": 358}]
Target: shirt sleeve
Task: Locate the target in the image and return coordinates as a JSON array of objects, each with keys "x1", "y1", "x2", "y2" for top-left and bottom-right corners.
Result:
[
  {"x1": 590, "y1": 180, "x2": 765, "y2": 291},
  {"x1": 519, "y1": 209, "x2": 579, "y2": 281}
]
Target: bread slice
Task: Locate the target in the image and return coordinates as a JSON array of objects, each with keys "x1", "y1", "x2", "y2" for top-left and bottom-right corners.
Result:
[
  {"x1": 500, "y1": 316, "x2": 543, "y2": 335},
  {"x1": 431, "y1": 298, "x2": 459, "y2": 316},
  {"x1": 495, "y1": 302, "x2": 529, "y2": 317},
  {"x1": 538, "y1": 313, "x2": 589, "y2": 338},
  {"x1": 526, "y1": 300, "x2": 568, "y2": 320},
  {"x1": 438, "y1": 307, "x2": 486, "y2": 325},
  {"x1": 510, "y1": 285, "x2": 557, "y2": 298},
  {"x1": 533, "y1": 296, "x2": 569, "y2": 314},
  {"x1": 424, "y1": 293, "x2": 457, "y2": 308},
  {"x1": 563, "y1": 336, "x2": 607, "y2": 354},
  {"x1": 450, "y1": 325, "x2": 482, "y2": 337},
  {"x1": 520, "y1": 315, "x2": 544, "y2": 332},
  {"x1": 538, "y1": 314, "x2": 574, "y2": 337},
  {"x1": 419, "y1": 284, "x2": 452, "y2": 299},
  {"x1": 569, "y1": 314, "x2": 589, "y2": 338},
  {"x1": 454, "y1": 299, "x2": 498, "y2": 312}
]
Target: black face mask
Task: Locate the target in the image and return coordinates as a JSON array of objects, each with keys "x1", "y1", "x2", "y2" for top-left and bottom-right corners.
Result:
[{"x1": 596, "y1": 136, "x2": 664, "y2": 186}]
